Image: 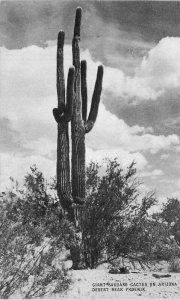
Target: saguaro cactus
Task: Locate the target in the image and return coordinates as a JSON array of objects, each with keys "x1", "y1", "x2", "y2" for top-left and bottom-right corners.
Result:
[{"x1": 53, "y1": 7, "x2": 103, "y2": 222}]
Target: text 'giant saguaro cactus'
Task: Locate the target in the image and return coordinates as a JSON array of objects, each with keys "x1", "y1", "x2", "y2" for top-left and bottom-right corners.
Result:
[{"x1": 53, "y1": 7, "x2": 103, "y2": 222}]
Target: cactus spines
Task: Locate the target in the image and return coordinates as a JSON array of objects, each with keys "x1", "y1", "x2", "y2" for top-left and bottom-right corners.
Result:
[{"x1": 53, "y1": 7, "x2": 103, "y2": 219}]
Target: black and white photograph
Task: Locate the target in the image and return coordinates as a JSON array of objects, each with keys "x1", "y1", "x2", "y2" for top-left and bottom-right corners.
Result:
[{"x1": 1, "y1": 0, "x2": 180, "y2": 299}]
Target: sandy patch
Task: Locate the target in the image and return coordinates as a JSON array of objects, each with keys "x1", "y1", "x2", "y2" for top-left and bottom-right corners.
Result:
[{"x1": 62, "y1": 268, "x2": 180, "y2": 300}]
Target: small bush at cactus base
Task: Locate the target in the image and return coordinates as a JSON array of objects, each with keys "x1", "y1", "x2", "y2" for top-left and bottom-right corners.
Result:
[{"x1": 168, "y1": 258, "x2": 180, "y2": 272}]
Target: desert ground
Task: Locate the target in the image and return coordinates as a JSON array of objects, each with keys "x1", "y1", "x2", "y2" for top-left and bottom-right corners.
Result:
[{"x1": 60, "y1": 262, "x2": 180, "y2": 300}]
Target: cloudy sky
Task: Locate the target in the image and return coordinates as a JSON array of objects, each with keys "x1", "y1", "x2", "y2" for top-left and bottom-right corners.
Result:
[{"x1": 1, "y1": 0, "x2": 180, "y2": 203}]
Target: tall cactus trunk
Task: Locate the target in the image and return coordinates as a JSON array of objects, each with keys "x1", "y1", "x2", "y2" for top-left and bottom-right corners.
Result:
[
  {"x1": 53, "y1": 7, "x2": 103, "y2": 269},
  {"x1": 71, "y1": 8, "x2": 86, "y2": 229}
]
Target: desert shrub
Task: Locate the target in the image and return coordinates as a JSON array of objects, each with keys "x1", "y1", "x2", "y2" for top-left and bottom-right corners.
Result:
[
  {"x1": 81, "y1": 158, "x2": 180, "y2": 268},
  {"x1": 0, "y1": 227, "x2": 71, "y2": 298},
  {"x1": 160, "y1": 198, "x2": 180, "y2": 245},
  {"x1": 138, "y1": 215, "x2": 180, "y2": 261},
  {"x1": 0, "y1": 166, "x2": 74, "y2": 298},
  {"x1": 82, "y1": 158, "x2": 159, "y2": 268},
  {"x1": 168, "y1": 258, "x2": 180, "y2": 272}
]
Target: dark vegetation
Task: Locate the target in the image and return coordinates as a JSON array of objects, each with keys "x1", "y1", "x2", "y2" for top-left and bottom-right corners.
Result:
[
  {"x1": 0, "y1": 166, "x2": 73, "y2": 299},
  {"x1": 83, "y1": 159, "x2": 180, "y2": 268},
  {"x1": 1, "y1": 159, "x2": 180, "y2": 297}
]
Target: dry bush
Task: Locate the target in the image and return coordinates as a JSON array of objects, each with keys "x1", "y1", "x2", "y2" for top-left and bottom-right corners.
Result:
[
  {"x1": 0, "y1": 214, "x2": 72, "y2": 299},
  {"x1": 168, "y1": 258, "x2": 180, "y2": 273},
  {"x1": 0, "y1": 167, "x2": 73, "y2": 298}
]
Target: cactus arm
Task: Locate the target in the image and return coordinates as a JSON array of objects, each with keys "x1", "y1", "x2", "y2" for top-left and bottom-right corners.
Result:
[
  {"x1": 81, "y1": 60, "x2": 87, "y2": 123},
  {"x1": 57, "y1": 31, "x2": 65, "y2": 108},
  {"x1": 64, "y1": 67, "x2": 75, "y2": 122},
  {"x1": 56, "y1": 123, "x2": 73, "y2": 210},
  {"x1": 53, "y1": 67, "x2": 75, "y2": 123},
  {"x1": 53, "y1": 31, "x2": 66, "y2": 123},
  {"x1": 53, "y1": 30, "x2": 74, "y2": 211},
  {"x1": 53, "y1": 108, "x2": 62, "y2": 123},
  {"x1": 85, "y1": 65, "x2": 104, "y2": 133},
  {"x1": 74, "y1": 7, "x2": 81, "y2": 38}
]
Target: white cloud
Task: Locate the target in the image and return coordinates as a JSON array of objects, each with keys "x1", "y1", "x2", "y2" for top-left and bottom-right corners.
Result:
[
  {"x1": 86, "y1": 147, "x2": 148, "y2": 171},
  {"x1": 160, "y1": 153, "x2": 170, "y2": 160},
  {"x1": 137, "y1": 37, "x2": 180, "y2": 91},
  {"x1": 86, "y1": 103, "x2": 179, "y2": 154},
  {"x1": 1, "y1": 42, "x2": 180, "y2": 190},
  {"x1": 23, "y1": 137, "x2": 56, "y2": 158},
  {"x1": 1, "y1": 36, "x2": 180, "y2": 128},
  {"x1": 103, "y1": 37, "x2": 180, "y2": 102},
  {"x1": 103, "y1": 65, "x2": 162, "y2": 101},
  {"x1": 1, "y1": 43, "x2": 179, "y2": 151},
  {"x1": 140, "y1": 169, "x2": 164, "y2": 178},
  {"x1": 0, "y1": 153, "x2": 56, "y2": 191}
]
